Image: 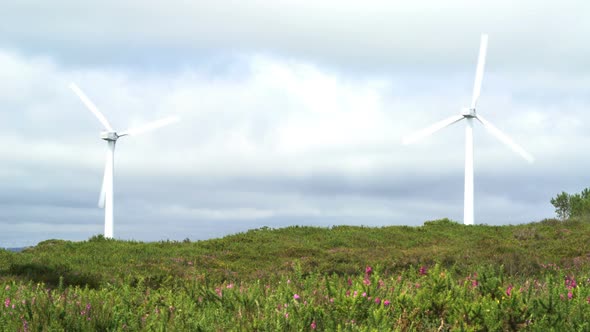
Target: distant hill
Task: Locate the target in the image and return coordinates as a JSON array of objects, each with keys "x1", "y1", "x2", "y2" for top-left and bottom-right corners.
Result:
[
  {"x1": 1, "y1": 218, "x2": 589, "y2": 288},
  {"x1": 3, "y1": 247, "x2": 25, "y2": 253}
]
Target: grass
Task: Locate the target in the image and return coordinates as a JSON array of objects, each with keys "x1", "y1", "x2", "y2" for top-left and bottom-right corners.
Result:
[
  {"x1": 1, "y1": 217, "x2": 590, "y2": 330},
  {"x1": 3, "y1": 217, "x2": 590, "y2": 287}
]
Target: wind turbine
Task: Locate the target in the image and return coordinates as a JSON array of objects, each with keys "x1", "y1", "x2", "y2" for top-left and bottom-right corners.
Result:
[
  {"x1": 402, "y1": 34, "x2": 533, "y2": 225},
  {"x1": 69, "y1": 82, "x2": 179, "y2": 238}
]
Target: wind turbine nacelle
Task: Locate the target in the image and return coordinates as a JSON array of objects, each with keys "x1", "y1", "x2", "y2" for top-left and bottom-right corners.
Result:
[
  {"x1": 100, "y1": 131, "x2": 119, "y2": 141},
  {"x1": 461, "y1": 107, "x2": 476, "y2": 118}
]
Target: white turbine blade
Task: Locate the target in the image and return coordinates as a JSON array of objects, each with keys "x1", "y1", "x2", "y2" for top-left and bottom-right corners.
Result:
[
  {"x1": 476, "y1": 115, "x2": 534, "y2": 163},
  {"x1": 98, "y1": 162, "x2": 108, "y2": 208},
  {"x1": 98, "y1": 177, "x2": 107, "y2": 208},
  {"x1": 402, "y1": 114, "x2": 465, "y2": 145},
  {"x1": 69, "y1": 83, "x2": 114, "y2": 131},
  {"x1": 470, "y1": 34, "x2": 488, "y2": 109},
  {"x1": 118, "y1": 116, "x2": 179, "y2": 136},
  {"x1": 97, "y1": 144, "x2": 113, "y2": 208}
]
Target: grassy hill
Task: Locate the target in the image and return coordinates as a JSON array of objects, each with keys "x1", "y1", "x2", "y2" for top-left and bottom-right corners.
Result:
[
  {"x1": 1, "y1": 218, "x2": 590, "y2": 330},
  {"x1": 2, "y1": 217, "x2": 590, "y2": 288}
]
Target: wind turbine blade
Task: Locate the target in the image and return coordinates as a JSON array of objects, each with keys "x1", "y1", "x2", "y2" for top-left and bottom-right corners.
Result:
[
  {"x1": 98, "y1": 188, "x2": 106, "y2": 208},
  {"x1": 476, "y1": 115, "x2": 534, "y2": 163},
  {"x1": 98, "y1": 159, "x2": 109, "y2": 208},
  {"x1": 402, "y1": 114, "x2": 465, "y2": 145},
  {"x1": 98, "y1": 179, "x2": 107, "y2": 208},
  {"x1": 69, "y1": 83, "x2": 114, "y2": 131},
  {"x1": 119, "y1": 116, "x2": 180, "y2": 136},
  {"x1": 470, "y1": 34, "x2": 488, "y2": 109}
]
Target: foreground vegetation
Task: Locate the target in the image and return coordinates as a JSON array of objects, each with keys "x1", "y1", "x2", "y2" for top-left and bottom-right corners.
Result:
[
  {"x1": 1, "y1": 218, "x2": 590, "y2": 330},
  {"x1": 1, "y1": 264, "x2": 590, "y2": 330}
]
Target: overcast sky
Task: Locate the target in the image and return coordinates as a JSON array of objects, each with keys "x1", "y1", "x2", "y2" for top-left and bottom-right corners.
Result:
[{"x1": 1, "y1": 1, "x2": 589, "y2": 246}]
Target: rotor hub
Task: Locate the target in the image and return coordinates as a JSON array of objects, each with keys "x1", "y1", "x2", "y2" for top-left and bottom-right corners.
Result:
[
  {"x1": 100, "y1": 131, "x2": 119, "y2": 141},
  {"x1": 461, "y1": 107, "x2": 476, "y2": 118}
]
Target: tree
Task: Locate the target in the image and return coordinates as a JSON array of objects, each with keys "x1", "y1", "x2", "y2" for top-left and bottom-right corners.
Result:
[
  {"x1": 551, "y1": 188, "x2": 590, "y2": 220},
  {"x1": 550, "y1": 191, "x2": 571, "y2": 220},
  {"x1": 570, "y1": 192, "x2": 590, "y2": 218}
]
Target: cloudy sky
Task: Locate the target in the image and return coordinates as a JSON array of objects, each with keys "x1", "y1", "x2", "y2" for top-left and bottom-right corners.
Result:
[{"x1": 1, "y1": 1, "x2": 589, "y2": 246}]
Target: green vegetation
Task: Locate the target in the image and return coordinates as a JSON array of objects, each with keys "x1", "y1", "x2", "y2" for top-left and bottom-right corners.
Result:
[
  {"x1": 1, "y1": 218, "x2": 590, "y2": 330},
  {"x1": 551, "y1": 188, "x2": 590, "y2": 220}
]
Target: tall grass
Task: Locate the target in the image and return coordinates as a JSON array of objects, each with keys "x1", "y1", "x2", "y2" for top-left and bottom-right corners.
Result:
[
  {"x1": 1, "y1": 264, "x2": 589, "y2": 330},
  {"x1": 1, "y1": 218, "x2": 590, "y2": 330}
]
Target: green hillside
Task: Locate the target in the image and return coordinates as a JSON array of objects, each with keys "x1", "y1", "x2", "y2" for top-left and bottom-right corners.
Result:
[
  {"x1": 1, "y1": 218, "x2": 590, "y2": 288},
  {"x1": 1, "y1": 218, "x2": 590, "y2": 330}
]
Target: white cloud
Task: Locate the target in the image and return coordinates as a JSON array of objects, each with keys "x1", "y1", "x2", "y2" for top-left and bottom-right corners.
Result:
[
  {"x1": 1, "y1": 1, "x2": 589, "y2": 245},
  {"x1": 3, "y1": 1, "x2": 589, "y2": 72}
]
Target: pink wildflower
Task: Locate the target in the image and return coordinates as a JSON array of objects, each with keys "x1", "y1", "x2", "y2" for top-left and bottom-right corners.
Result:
[
  {"x1": 419, "y1": 266, "x2": 428, "y2": 275},
  {"x1": 568, "y1": 292, "x2": 573, "y2": 300},
  {"x1": 506, "y1": 285, "x2": 513, "y2": 297},
  {"x1": 293, "y1": 294, "x2": 300, "y2": 300},
  {"x1": 363, "y1": 278, "x2": 371, "y2": 286},
  {"x1": 311, "y1": 321, "x2": 317, "y2": 329},
  {"x1": 374, "y1": 297, "x2": 381, "y2": 304},
  {"x1": 384, "y1": 300, "x2": 391, "y2": 306},
  {"x1": 365, "y1": 266, "x2": 373, "y2": 276},
  {"x1": 4, "y1": 298, "x2": 10, "y2": 308},
  {"x1": 565, "y1": 276, "x2": 577, "y2": 289},
  {"x1": 362, "y1": 292, "x2": 367, "y2": 297}
]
